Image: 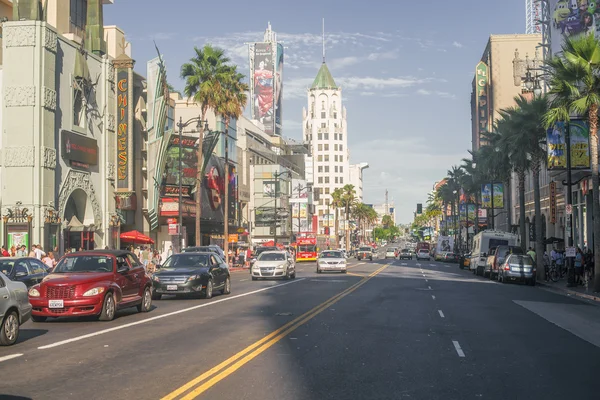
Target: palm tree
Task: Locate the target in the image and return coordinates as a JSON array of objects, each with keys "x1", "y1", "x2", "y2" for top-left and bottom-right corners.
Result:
[
  {"x1": 213, "y1": 68, "x2": 249, "y2": 264},
  {"x1": 331, "y1": 188, "x2": 344, "y2": 248},
  {"x1": 544, "y1": 33, "x2": 600, "y2": 291},
  {"x1": 499, "y1": 95, "x2": 548, "y2": 280},
  {"x1": 340, "y1": 185, "x2": 356, "y2": 250},
  {"x1": 181, "y1": 45, "x2": 233, "y2": 244},
  {"x1": 381, "y1": 215, "x2": 394, "y2": 229}
]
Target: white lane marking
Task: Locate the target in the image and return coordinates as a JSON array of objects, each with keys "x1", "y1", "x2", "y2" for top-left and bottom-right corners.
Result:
[
  {"x1": 0, "y1": 354, "x2": 23, "y2": 363},
  {"x1": 428, "y1": 286, "x2": 432, "y2": 290},
  {"x1": 438, "y1": 310, "x2": 445, "y2": 318},
  {"x1": 38, "y1": 278, "x2": 306, "y2": 350},
  {"x1": 453, "y1": 340, "x2": 466, "y2": 357},
  {"x1": 429, "y1": 264, "x2": 435, "y2": 267},
  {"x1": 432, "y1": 295, "x2": 436, "y2": 300},
  {"x1": 239, "y1": 279, "x2": 248, "y2": 282},
  {"x1": 416, "y1": 263, "x2": 421, "y2": 267}
]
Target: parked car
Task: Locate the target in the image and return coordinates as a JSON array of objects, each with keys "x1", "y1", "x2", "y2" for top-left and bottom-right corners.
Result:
[
  {"x1": 434, "y1": 252, "x2": 446, "y2": 261},
  {"x1": 497, "y1": 254, "x2": 536, "y2": 286},
  {"x1": 151, "y1": 252, "x2": 230, "y2": 300},
  {"x1": 183, "y1": 245, "x2": 225, "y2": 260},
  {"x1": 0, "y1": 272, "x2": 32, "y2": 346},
  {"x1": 385, "y1": 248, "x2": 397, "y2": 259},
  {"x1": 485, "y1": 245, "x2": 524, "y2": 280},
  {"x1": 28, "y1": 250, "x2": 153, "y2": 322},
  {"x1": 317, "y1": 250, "x2": 347, "y2": 274},
  {"x1": 357, "y1": 246, "x2": 374, "y2": 261},
  {"x1": 469, "y1": 230, "x2": 519, "y2": 276},
  {"x1": 0, "y1": 257, "x2": 51, "y2": 288},
  {"x1": 459, "y1": 253, "x2": 471, "y2": 270},
  {"x1": 416, "y1": 249, "x2": 431, "y2": 261},
  {"x1": 398, "y1": 249, "x2": 413, "y2": 260},
  {"x1": 443, "y1": 252, "x2": 459, "y2": 263},
  {"x1": 251, "y1": 251, "x2": 296, "y2": 280}
]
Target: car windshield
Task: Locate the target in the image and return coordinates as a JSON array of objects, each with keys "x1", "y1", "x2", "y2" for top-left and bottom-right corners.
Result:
[
  {"x1": 256, "y1": 247, "x2": 278, "y2": 256},
  {"x1": 387, "y1": 248, "x2": 396, "y2": 252},
  {"x1": 0, "y1": 260, "x2": 15, "y2": 275},
  {"x1": 258, "y1": 253, "x2": 286, "y2": 261},
  {"x1": 183, "y1": 247, "x2": 216, "y2": 254},
  {"x1": 162, "y1": 254, "x2": 210, "y2": 268},
  {"x1": 297, "y1": 245, "x2": 316, "y2": 252},
  {"x1": 359, "y1": 247, "x2": 371, "y2": 251},
  {"x1": 320, "y1": 251, "x2": 343, "y2": 258},
  {"x1": 54, "y1": 256, "x2": 113, "y2": 273},
  {"x1": 402, "y1": 249, "x2": 410, "y2": 253},
  {"x1": 508, "y1": 255, "x2": 534, "y2": 266}
]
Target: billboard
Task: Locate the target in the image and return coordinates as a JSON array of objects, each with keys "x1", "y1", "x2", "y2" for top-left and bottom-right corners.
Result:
[
  {"x1": 436, "y1": 236, "x2": 454, "y2": 254},
  {"x1": 459, "y1": 204, "x2": 477, "y2": 224},
  {"x1": 252, "y1": 42, "x2": 275, "y2": 135},
  {"x1": 481, "y1": 183, "x2": 504, "y2": 209},
  {"x1": 550, "y1": 0, "x2": 600, "y2": 56},
  {"x1": 62, "y1": 130, "x2": 98, "y2": 166},
  {"x1": 275, "y1": 43, "x2": 283, "y2": 136},
  {"x1": 547, "y1": 120, "x2": 590, "y2": 169},
  {"x1": 475, "y1": 62, "x2": 490, "y2": 148}
]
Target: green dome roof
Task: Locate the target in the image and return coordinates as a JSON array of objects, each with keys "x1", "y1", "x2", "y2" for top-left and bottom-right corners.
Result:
[{"x1": 311, "y1": 62, "x2": 338, "y2": 89}]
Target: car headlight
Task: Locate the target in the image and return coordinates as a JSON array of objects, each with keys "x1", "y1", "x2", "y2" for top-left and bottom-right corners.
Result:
[
  {"x1": 276, "y1": 264, "x2": 285, "y2": 269},
  {"x1": 83, "y1": 287, "x2": 105, "y2": 297},
  {"x1": 28, "y1": 287, "x2": 40, "y2": 297},
  {"x1": 187, "y1": 274, "x2": 201, "y2": 282},
  {"x1": 152, "y1": 275, "x2": 160, "y2": 282}
]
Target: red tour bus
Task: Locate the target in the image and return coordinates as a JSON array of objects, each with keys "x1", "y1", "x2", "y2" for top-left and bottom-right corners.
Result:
[{"x1": 295, "y1": 233, "x2": 318, "y2": 262}]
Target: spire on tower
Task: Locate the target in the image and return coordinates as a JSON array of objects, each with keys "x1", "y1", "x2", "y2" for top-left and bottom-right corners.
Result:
[{"x1": 322, "y1": 18, "x2": 326, "y2": 63}]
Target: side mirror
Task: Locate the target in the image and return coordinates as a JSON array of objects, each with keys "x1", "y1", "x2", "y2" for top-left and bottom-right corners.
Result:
[
  {"x1": 117, "y1": 265, "x2": 129, "y2": 273},
  {"x1": 155, "y1": 264, "x2": 162, "y2": 270},
  {"x1": 15, "y1": 271, "x2": 28, "y2": 277}
]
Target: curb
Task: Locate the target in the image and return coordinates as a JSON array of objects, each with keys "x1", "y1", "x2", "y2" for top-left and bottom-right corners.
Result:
[{"x1": 536, "y1": 281, "x2": 600, "y2": 303}]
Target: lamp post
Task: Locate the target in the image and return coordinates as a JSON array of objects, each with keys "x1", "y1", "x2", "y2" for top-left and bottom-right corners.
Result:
[
  {"x1": 293, "y1": 183, "x2": 311, "y2": 236},
  {"x1": 272, "y1": 170, "x2": 290, "y2": 245},
  {"x1": 176, "y1": 115, "x2": 209, "y2": 253},
  {"x1": 453, "y1": 190, "x2": 459, "y2": 252},
  {"x1": 564, "y1": 121, "x2": 576, "y2": 287}
]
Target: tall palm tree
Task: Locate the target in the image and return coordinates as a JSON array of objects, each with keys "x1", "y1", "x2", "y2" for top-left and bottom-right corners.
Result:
[
  {"x1": 341, "y1": 185, "x2": 357, "y2": 250},
  {"x1": 545, "y1": 33, "x2": 600, "y2": 291},
  {"x1": 181, "y1": 45, "x2": 233, "y2": 244},
  {"x1": 500, "y1": 95, "x2": 548, "y2": 280},
  {"x1": 213, "y1": 69, "x2": 249, "y2": 264},
  {"x1": 331, "y1": 188, "x2": 344, "y2": 248}
]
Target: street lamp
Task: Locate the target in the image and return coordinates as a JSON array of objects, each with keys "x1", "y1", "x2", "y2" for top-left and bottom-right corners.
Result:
[{"x1": 176, "y1": 115, "x2": 209, "y2": 253}]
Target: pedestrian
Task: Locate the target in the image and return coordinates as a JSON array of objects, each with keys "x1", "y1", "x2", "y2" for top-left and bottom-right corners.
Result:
[
  {"x1": 42, "y1": 252, "x2": 56, "y2": 269},
  {"x1": 167, "y1": 245, "x2": 173, "y2": 257},
  {"x1": 16, "y1": 245, "x2": 26, "y2": 257},
  {"x1": 1, "y1": 246, "x2": 9, "y2": 257},
  {"x1": 527, "y1": 247, "x2": 536, "y2": 262},
  {"x1": 141, "y1": 246, "x2": 150, "y2": 269},
  {"x1": 575, "y1": 247, "x2": 584, "y2": 285},
  {"x1": 34, "y1": 244, "x2": 46, "y2": 260},
  {"x1": 9, "y1": 245, "x2": 16, "y2": 257}
]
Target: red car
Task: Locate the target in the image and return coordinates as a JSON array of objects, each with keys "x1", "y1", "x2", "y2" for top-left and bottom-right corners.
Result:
[{"x1": 28, "y1": 250, "x2": 153, "y2": 322}]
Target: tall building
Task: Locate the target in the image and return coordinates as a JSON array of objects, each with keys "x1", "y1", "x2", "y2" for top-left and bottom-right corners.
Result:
[
  {"x1": 302, "y1": 61, "x2": 349, "y2": 236},
  {"x1": 525, "y1": 0, "x2": 542, "y2": 34},
  {"x1": 249, "y1": 23, "x2": 283, "y2": 136},
  {"x1": 349, "y1": 162, "x2": 369, "y2": 202}
]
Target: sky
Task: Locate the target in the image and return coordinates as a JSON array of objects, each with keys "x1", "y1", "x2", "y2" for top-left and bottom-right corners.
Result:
[{"x1": 105, "y1": 0, "x2": 527, "y2": 224}]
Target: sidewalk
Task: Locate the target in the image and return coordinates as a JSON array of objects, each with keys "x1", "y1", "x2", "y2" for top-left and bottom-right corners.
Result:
[{"x1": 537, "y1": 279, "x2": 600, "y2": 303}]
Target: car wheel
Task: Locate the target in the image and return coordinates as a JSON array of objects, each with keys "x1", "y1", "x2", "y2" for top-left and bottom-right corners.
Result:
[
  {"x1": 0, "y1": 311, "x2": 19, "y2": 346},
  {"x1": 342, "y1": 269, "x2": 347, "y2": 274},
  {"x1": 31, "y1": 315, "x2": 47, "y2": 323},
  {"x1": 99, "y1": 293, "x2": 116, "y2": 321},
  {"x1": 137, "y1": 286, "x2": 152, "y2": 313},
  {"x1": 151, "y1": 292, "x2": 162, "y2": 301},
  {"x1": 285, "y1": 269, "x2": 290, "y2": 280},
  {"x1": 204, "y1": 280, "x2": 213, "y2": 299},
  {"x1": 291, "y1": 271, "x2": 296, "y2": 279},
  {"x1": 222, "y1": 277, "x2": 231, "y2": 294}
]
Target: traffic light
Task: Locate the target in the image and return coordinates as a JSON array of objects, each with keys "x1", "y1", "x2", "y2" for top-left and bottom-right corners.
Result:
[
  {"x1": 324, "y1": 227, "x2": 330, "y2": 235},
  {"x1": 417, "y1": 203, "x2": 423, "y2": 214}
]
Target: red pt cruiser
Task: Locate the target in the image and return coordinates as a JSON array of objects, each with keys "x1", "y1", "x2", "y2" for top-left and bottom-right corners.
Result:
[{"x1": 28, "y1": 250, "x2": 153, "y2": 322}]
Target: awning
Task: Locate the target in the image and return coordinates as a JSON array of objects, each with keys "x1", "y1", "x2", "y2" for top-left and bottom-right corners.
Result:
[
  {"x1": 120, "y1": 230, "x2": 155, "y2": 245},
  {"x1": 66, "y1": 215, "x2": 85, "y2": 232}
]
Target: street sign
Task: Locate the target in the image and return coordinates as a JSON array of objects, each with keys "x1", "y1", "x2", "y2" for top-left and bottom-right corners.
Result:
[
  {"x1": 566, "y1": 204, "x2": 572, "y2": 215},
  {"x1": 566, "y1": 247, "x2": 576, "y2": 258},
  {"x1": 168, "y1": 224, "x2": 179, "y2": 235}
]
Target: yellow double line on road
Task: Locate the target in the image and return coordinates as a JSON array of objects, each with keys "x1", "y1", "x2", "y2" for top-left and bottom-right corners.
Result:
[{"x1": 162, "y1": 263, "x2": 389, "y2": 400}]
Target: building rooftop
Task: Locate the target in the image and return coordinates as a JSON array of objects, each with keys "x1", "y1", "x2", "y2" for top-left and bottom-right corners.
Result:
[{"x1": 311, "y1": 62, "x2": 338, "y2": 89}]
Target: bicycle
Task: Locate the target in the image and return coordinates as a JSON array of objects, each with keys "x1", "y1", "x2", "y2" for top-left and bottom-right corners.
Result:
[{"x1": 547, "y1": 262, "x2": 560, "y2": 282}]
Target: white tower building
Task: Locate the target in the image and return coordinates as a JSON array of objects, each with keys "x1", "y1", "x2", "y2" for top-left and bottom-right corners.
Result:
[{"x1": 302, "y1": 61, "x2": 349, "y2": 236}]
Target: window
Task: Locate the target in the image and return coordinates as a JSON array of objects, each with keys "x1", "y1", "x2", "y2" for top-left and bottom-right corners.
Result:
[
  {"x1": 30, "y1": 260, "x2": 48, "y2": 274},
  {"x1": 70, "y1": 0, "x2": 87, "y2": 33},
  {"x1": 324, "y1": 133, "x2": 329, "y2": 140},
  {"x1": 340, "y1": 144, "x2": 343, "y2": 151},
  {"x1": 319, "y1": 210, "x2": 324, "y2": 216},
  {"x1": 339, "y1": 155, "x2": 343, "y2": 162},
  {"x1": 324, "y1": 144, "x2": 329, "y2": 151},
  {"x1": 318, "y1": 144, "x2": 323, "y2": 151},
  {"x1": 318, "y1": 155, "x2": 323, "y2": 162},
  {"x1": 335, "y1": 166, "x2": 338, "y2": 173},
  {"x1": 321, "y1": 112, "x2": 326, "y2": 118},
  {"x1": 339, "y1": 134, "x2": 343, "y2": 141},
  {"x1": 325, "y1": 188, "x2": 330, "y2": 194},
  {"x1": 334, "y1": 123, "x2": 338, "y2": 128},
  {"x1": 318, "y1": 133, "x2": 322, "y2": 140},
  {"x1": 334, "y1": 112, "x2": 338, "y2": 119},
  {"x1": 73, "y1": 86, "x2": 85, "y2": 128},
  {"x1": 321, "y1": 100, "x2": 325, "y2": 110},
  {"x1": 321, "y1": 123, "x2": 326, "y2": 128},
  {"x1": 318, "y1": 177, "x2": 323, "y2": 183},
  {"x1": 340, "y1": 177, "x2": 344, "y2": 184},
  {"x1": 324, "y1": 166, "x2": 329, "y2": 173},
  {"x1": 325, "y1": 198, "x2": 330, "y2": 206},
  {"x1": 334, "y1": 133, "x2": 338, "y2": 140},
  {"x1": 334, "y1": 144, "x2": 338, "y2": 151},
  {"x1": 334, "y1": 155, "x2": 338, "y2": 162},
  {"x1": 340, "y1": 166, "x2": 344, "y2": 173},
  {"x1": 324, "y1": 155, "x2": 329, "y2": 162},
  {"x1": 310, "y1": 134, "x2": 313, "y2": 141},
  {"x1": 335, "y1": 177, "x2": 339, "y2": 184},
  {"x1": 333, "y1": 102, "x2": 337, "y2": 110},
  {"x1": 126, "y1": 254, "x2": 142, "y2": 268},
  {"x1": 318, "y1": 166, "x2": 323, "y2": 173}
]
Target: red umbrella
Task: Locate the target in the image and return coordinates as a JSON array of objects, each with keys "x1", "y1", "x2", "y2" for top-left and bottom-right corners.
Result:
[{"x1": 120, "y1": 230, "x2": 155, "y2": 245}]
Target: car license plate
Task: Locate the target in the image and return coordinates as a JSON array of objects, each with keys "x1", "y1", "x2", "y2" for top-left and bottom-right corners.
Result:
[
  {"x1": 49, "y1": 299, "x2": 64, "y2": 309},
  {"x1": 166, "y1": 285, "x2": 178, "y2": 291}
]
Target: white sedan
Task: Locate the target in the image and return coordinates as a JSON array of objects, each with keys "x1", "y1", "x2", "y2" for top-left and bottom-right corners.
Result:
[
  {"x1": 385, "y1": 248, "x2": 397, "y2": 259},
  {"x1": 317, "y1": 250, "x2": 347, "y2": 274},
  {"x1": 251, "y1": 251, "x2": 296, "y2": 280}
]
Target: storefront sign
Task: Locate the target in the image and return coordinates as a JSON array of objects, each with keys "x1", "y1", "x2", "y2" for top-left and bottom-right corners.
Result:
[
  {"x1": 162, "y1": 185, "x2": 193, "y2": 198},
  {"x1": 159, "y1": 198, "x2": 196, "y2": 217},
  {"x1": 475, "y1": 61, "x2": 489, "y2": 147},
  {"x1": 550, "y1": 181, "x2": 557, "y2": 224},
  {"x1": 62, "y1": 130, "x2": 98, "y2": 165},
  {"x1": 168, "y1": 223, "x2": 179, "y2": 235},
  {"x1": 117, "y1": 69, "x2": 130, "y2": 189},
  {"x1": 115, "y1": 193, "x2": 137, "y2": 211}
]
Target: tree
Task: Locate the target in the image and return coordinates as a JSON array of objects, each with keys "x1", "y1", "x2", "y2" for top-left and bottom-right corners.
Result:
[
  {"x1": 213, "y1": 68, "x2": 249, "y2": 264},
  {"x1": 381, "y1": 214, "x2": 394, "y2": 229},
  {"x1": 544, "y1": 33, "x2": 600, "y2": 291},
  {"x1": 331, "y1": 188, "x2": 344, "y2": 248},
  {"x1": 181, "y1": 44, "x2": 234, "y2": 245},
  {"x1": 340, "y1": 185, "x2": 357, "y2": 250}
]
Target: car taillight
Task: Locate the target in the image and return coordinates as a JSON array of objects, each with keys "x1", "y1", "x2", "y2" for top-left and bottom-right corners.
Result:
[{"x1": 504, "y1": 265, "x2": 510, "y2": 270}]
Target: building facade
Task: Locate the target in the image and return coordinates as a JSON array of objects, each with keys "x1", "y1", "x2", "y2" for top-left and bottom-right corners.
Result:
[{"x1": 349, "y1": 162, "x2": 369, "y2": 202}]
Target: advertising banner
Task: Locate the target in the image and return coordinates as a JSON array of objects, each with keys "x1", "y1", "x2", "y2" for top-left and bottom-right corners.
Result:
[
  {"x1": 253, "y1": 42, "x2": 275, "y2": 134},
  {"x1": 547, "y1": 120, "x2": 590, "y2": 169},
  {"x1": 62, "y1": 130, "x2": 98, "y2": 165},
  {"x1": 481, "y1": 183, "x2": 504, "y2": 209},
  {"x1": 475, "y1": 61, "x2": 490, "y2": 147},
  {"x1": 163, "y1": 135, "x2": 198, "y2": 187},
  {"x1": 550, "y1": 181, "x2": 557, "y2": 224},
  {"x1": 459, "y1": 204, "x2": 476, "y2": 225},
  {"x1": 436, "y1": 236, "x2": 454, "y2": 254},
  {"x1": 549, "y1": 0, "x2": 600, "y2": 56},
  {"x1": 275, "y1": 43, "x2": 283, "y2": 136}
]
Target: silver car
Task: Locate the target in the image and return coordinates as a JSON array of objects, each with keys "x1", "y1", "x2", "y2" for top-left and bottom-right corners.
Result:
[
  {"x1": 498, "y1": 254, "x2": 536, "y2": 286},
  {"x1": 251, "y1": 251, "x2": 296, "y2": 280},
  {"x1": 317, "y1": 250, "x2": 347, "y2": 273},
  {"x1": 0, "y1": 271, "x2": 32, "y2": 346}
]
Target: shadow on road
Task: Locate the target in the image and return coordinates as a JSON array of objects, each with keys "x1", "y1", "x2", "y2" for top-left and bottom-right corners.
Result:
[{"x1": 15, "y1": 328, "x2": 48, "y2": 345}]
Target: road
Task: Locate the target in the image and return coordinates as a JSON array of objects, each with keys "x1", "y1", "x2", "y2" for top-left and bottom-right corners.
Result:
[{"x1": 1, "y1": 247, "x2": 600, "y2": 399}]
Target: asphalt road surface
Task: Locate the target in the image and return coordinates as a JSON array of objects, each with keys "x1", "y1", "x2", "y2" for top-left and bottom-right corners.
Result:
[{"x1": 2, "y1": 247, "x2": 600, "y2": 399}]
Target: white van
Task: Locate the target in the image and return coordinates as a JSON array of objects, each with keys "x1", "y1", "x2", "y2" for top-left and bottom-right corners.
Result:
[{"x1": 469, "y1": 230, "x2": 519, "y2": 276}]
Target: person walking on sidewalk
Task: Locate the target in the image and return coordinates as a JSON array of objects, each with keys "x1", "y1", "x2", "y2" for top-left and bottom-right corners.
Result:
[
  {"x1": 575, "y1": 247, "x2": 584, "y2": 285},
  {"x1": 527, "y1": 247, "x2": 536, "y2": 262}
]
